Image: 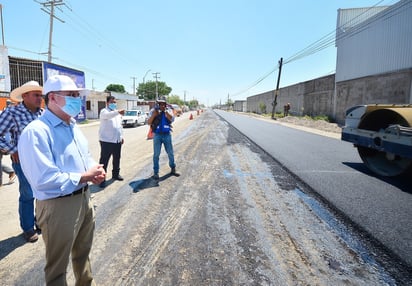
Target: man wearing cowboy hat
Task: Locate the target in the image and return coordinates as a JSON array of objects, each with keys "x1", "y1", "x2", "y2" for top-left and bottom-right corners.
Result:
[{"x1": 0, "y1": 80, "x2": 43, "y2": 243}]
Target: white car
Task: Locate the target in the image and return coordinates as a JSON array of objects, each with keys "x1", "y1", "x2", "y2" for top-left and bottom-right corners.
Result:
[{"x1": 122, "y1": 110, "x2": 147, "y2": 127}]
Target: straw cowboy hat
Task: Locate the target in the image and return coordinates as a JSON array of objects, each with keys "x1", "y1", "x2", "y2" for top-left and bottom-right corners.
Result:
[{"x1": 10, "y1": 81, "x2": 43, "y2": 102}]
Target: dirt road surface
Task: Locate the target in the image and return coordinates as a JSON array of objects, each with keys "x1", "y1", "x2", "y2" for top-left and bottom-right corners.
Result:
[{"x1": 0, "y1": 110, "x2": 402, "y2": 285}]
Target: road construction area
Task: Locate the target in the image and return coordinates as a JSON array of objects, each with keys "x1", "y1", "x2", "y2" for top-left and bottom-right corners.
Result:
[{"x1": 0, "y1": 110, "x2": 407, "y2": 285}]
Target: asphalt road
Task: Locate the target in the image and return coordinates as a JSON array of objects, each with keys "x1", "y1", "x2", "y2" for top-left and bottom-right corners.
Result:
[
  {"x1": 0, "y1": 109, "x2": 410, "y2": 285},
  {"x1": 215, "y1": 109, "x2": 412, "y2": 269}
]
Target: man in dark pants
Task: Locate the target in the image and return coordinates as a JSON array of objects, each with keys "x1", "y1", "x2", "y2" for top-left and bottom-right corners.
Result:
[{"x1": 98, "y1": 95, "x2": 125, "y2": 188}]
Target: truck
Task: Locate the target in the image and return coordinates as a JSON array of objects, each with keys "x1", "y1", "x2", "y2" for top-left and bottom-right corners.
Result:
[{"x1": 341, "y1": 104, "x2": 412, "y2": 177}]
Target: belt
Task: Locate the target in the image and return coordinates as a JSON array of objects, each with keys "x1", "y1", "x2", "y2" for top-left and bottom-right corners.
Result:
[{"x1": 61, "y1": 185, "x2": 88, "y2": 198}]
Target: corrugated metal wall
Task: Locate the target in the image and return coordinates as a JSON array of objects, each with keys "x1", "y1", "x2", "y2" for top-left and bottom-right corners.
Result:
[{"x1": 336, "y1": 0, "x2": 412, "y2": 82}]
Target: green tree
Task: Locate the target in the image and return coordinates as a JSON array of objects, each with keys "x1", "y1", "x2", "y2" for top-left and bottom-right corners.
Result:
[
  {"x1": 188, "y1": 99, "x2": 199, "y2": 110},
  {"x1": 259, "y1": 102, "x2": 267, "y2": 114},
  {"x1": 167, "y1": 95, "x2": 184, "y2": 106},
  {"x1": 137, "y1": 80, "x2": 172, "y2": 100},
  {"x1": 105, "y1": 84, "x2": 126, "y2": 93}
]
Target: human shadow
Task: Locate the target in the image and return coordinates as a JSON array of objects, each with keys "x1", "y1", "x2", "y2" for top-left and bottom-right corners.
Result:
[
  {"x1": 130, "y1": 178, "x2": 159, "y2": 193},
  {"x1": 130, "y1": 173, "x2": 179, "y2": 193},
  {"x1": 0, "y1": 234, "x2": 26, "y2": 260},
  {"x1": 342, "y1": 162, "x2": 412, "y2": 194}
]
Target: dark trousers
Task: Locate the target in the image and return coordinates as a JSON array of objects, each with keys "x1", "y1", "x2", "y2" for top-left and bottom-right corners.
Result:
[{"x1": 99, "y1": 141, "x2": 122, "y2": 177}]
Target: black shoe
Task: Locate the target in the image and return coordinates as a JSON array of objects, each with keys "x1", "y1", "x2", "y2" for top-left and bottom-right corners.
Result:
[
  {"x1": 24, "y1": 229, "x2": 38, "y2": 243},
  {"x1": 113, "y1": 175, "x2": 124, "y2": 181},
  {"x1": 152, "y1": 173, "x2": 159, "y2": 180},
  {"x1": 170, "y1": 167, "x2": 180, "y2": 177},
  {"x1": 99, "y1": 180, "x2": 106, "y2": 188}
]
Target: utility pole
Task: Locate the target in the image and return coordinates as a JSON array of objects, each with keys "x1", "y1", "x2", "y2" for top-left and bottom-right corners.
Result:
[
  {"x1": 0, "y1": 5, "x2": 4, "y2": 46},
  {"x1": 37, "y1": 0, "x2": 66, "y2": 62},
  {"x1": 152, "y1": 72, "x2": 160, "y2": 100},
  {"x1": 184, "y1": 90, "x2": 186, "y2": 106},
  {"x1": 130, "y1": 76, "x2": 137, "y2": 95},
  {"x1": 271, "y1": 57, "x2": 283, "y2": 119}
]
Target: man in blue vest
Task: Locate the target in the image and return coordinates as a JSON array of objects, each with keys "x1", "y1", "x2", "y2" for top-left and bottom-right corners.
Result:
[{"x1": 147, "y1": 99, "x2": 178, "y2": 180}]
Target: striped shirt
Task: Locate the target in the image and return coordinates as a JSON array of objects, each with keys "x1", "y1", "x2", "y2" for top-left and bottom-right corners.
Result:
[{"x1": 0, "y1": 103, "x2": 43, "y2": 154}]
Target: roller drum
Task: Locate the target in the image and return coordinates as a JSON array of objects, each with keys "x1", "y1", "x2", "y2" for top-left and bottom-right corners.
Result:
[{"x1": 357, "y1": 107, "x2": 412, "y2": 177}]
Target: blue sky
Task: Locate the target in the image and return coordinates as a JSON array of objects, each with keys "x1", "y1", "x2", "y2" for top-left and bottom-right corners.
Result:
[{"x1": 1, "y1": 0, "x2": 397, "y2": 106}]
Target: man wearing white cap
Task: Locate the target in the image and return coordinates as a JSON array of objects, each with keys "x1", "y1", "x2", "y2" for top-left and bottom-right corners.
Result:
[
  {"x1": 0, "y1": 80, "x2": 43, "y2": 243},
  {"x1": 19, "y1": 74, "x2": 106, "y2": 286}
]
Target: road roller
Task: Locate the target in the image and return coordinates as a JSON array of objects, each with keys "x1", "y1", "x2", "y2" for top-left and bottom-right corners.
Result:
[{"x1": 341, "y1": 104, "x2": 412, "y2": 177}]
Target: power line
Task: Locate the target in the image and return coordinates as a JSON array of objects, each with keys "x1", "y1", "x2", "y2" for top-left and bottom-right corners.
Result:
[
  {"x1": 35, "y1": 0, "x2": 67, "y2": 62},
  {"x1": 229, "y1": 0, "x2": 400, "y2": 98}
]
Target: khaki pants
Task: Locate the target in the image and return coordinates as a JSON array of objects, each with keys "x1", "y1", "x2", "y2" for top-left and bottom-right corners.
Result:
[{"x1": 36, "y1": 190, "x2": 96, "y2": 286}]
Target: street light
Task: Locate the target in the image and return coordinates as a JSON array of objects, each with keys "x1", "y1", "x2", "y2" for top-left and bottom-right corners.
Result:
[{"x1": 142, "y1": 69, "x2": 151, "y2": 99}]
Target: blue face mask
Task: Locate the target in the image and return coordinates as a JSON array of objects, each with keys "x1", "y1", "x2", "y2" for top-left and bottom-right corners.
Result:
[
  {"x1": 108, "y1": 103, "x2": 117, "y2": 110},
  {"x1": 61, "y1": 96, "x2": 82, "y2": 117}
]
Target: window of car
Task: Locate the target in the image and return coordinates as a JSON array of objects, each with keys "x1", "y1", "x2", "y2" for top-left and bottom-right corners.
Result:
[{"x1": 125, "y1": 110, "x2": 137, "y2": 116}]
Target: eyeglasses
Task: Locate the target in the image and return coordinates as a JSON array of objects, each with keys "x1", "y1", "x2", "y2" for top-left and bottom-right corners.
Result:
[{"x1": 54, "y1": 92, "x2": 80, "y2": 98}]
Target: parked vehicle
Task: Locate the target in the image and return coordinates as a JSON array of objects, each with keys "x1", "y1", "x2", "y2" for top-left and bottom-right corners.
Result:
[
  {"x1": 122, "y1": 110, "x2": 147, "y2": 127},
  {"x1": 171, "y1": 104, "x2": 183, "y2": 117}
]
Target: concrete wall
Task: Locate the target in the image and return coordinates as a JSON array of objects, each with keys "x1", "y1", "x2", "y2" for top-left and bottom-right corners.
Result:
[
  {"x1": 233, "y1": 100, "x2": 246, "y2": 112},
  {"x1": 247, "y1": 90, "x2": 273, "y2": 114},
  {"x1": 247, "y1": 74, "x2": 335, "y2": 118},
  {"x1": 335, "y1": 69, "x2": 412, "y2": 123},
  {"x1": 245, "y1": 70, "x2": 412, "y2": 125},
  {"x1": 302, "y1": 75, "x2": 335, "y2": 118}
]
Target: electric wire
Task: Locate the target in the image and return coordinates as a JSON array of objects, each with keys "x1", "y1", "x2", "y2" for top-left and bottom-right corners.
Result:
[{"x1": 230, "y1": 0, "x2": 404, "y2": 98}]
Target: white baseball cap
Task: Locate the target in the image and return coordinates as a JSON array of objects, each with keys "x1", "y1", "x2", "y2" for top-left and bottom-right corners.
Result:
[{"x1": 43, "y1": 75, "x2": 84, "y2": 95}]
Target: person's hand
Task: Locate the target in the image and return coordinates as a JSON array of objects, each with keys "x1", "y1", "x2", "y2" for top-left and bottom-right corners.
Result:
[
  {"x1": 118, "y1": 109, "x2": 125, "y2": 116},
  {"x1": 83, "y1": 164, "x2": 106, "y2": 184}
]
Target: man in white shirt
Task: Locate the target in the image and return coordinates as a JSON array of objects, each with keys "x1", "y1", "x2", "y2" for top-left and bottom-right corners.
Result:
[{"x1": 98, "y1": 95, "x2": 125, "y2": 188}]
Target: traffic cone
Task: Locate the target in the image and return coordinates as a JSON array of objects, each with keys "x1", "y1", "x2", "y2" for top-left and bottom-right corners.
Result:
[
  {"x1": 147, "y1": 126, "x2": 154, "y2": 139},
  {"x1": 189, "y1": 113, "x2": 193, "y2": 120}
]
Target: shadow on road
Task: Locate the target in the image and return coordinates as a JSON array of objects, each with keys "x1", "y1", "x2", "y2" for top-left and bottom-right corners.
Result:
[
  {"x1": 129, "y1": 173, "x2": 180, "y2": 193},
  {"x1": 129, "y1": 178, "x2": 159, "y2": 193},
  {"x1": 0, "y1": 234, "x2": 26, "y2": 260},
  {"x1": 343, "y1": 162, "x2": 412, "y2": 194}
]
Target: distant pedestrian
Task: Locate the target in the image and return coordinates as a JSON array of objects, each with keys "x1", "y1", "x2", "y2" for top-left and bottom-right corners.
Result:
[
  {"x1": 0, "y1": 80, "x2": 43, "y2": 242},
  {"x1": 284, "y1": 103, "x2": 291, "y2": 117},
  {"x1": 98, "y1": 95, "x2": 125, "y2": 188},
  {"x1": 0, "y1": 153, "x2": 16, "y2": 186},
  {"x1": 147, "y1": 98, "x2": 179, "y2": 180},
  {"x1": 18, "y1": 74, "x2": 105, "y2": 286}
]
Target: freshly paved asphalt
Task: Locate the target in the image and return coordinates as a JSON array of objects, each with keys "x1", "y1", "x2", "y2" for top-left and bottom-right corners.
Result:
[{"x1": 215, "y1": 110, "x2": 412, "y2": 268}]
